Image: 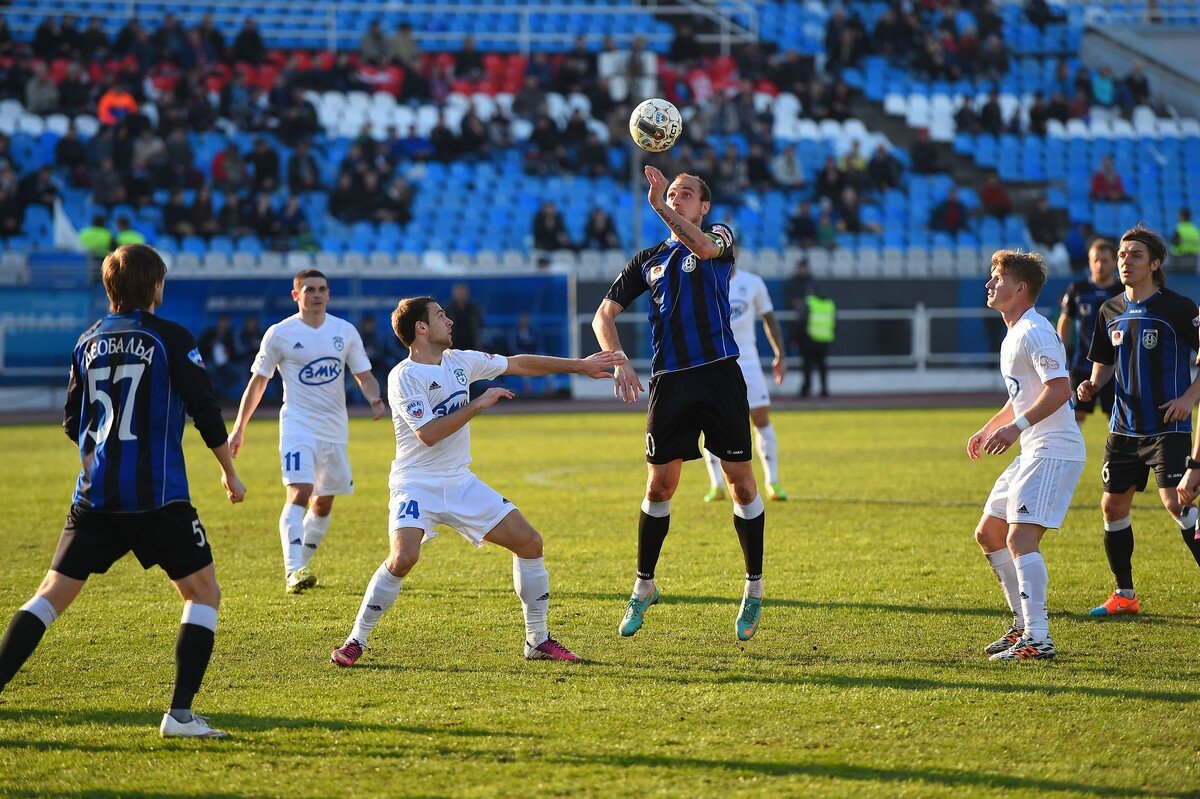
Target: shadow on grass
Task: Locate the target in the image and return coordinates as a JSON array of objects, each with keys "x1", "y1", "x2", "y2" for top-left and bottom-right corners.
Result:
[
  {"x1": 0, "y1": 707, "x2": 528, "y2": 740},
  {"x1": 559, "y1": 591, "x2": 1193, "y2": 626},
  {"x1": 545, "y1": 751, "x2": 1189, "y2": 797}
]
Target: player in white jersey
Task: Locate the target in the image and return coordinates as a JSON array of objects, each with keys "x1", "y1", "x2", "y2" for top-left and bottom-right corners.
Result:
[
  {"x1": 331, "y1": 296, "x2": 625, "y2": 667},
  {"x1": 228, "y1": 270, "x2": 387, "y2": 594},
  {"x1": 967, "y1": 250, "x2": 1085, "y2": 661},
  {"x1": 701, "y1": 265, "x2": 789, "y2": 502}
]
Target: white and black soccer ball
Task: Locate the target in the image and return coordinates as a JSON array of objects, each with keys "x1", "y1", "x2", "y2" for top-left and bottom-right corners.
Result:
[{"x1": 629, "y1": 98, "x2": 683, "y2": 153}]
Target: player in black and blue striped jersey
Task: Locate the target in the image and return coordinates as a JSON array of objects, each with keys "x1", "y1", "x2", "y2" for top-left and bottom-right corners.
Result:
[
  {"x1": 1057, "y1": 238, "x2": 1122, "y2": 424},
  {"x1": 1078, "y1": 226, "x2": 1200, "y2": 617},
  {"x1": 0, "y1": 245, "x2": 246, "y2": 738},
  {"x1": 593, "y1": 166, "x2": 766, "y2": 642}
]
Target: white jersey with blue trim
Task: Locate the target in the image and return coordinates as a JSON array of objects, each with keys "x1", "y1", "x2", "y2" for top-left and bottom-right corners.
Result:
[
  {"x1": 727, "y1": 268, "x2": 773, "y2": 365},
  {"x1": 1000, "y1": 308, "x2": 1086, "y2": 461},
  {"x1": 388, "y1": 349, "x2": 509, "y2": 486},
  {"x1": 252, "y1": 313, "x2": 371, "y2": 444}
]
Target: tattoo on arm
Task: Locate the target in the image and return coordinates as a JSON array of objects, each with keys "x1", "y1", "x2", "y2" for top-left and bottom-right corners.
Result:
[{"x1": 663, "y1": 215, "x2": 698, "y2": 245}]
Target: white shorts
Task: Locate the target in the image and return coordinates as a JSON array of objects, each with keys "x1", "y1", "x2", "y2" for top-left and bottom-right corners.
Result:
[
  {"x1": 739, "y1": 357, "x2": 771, "y2": 410},
  {"x1": 984, "y1": 455, "x2": 1085, "y2": 529},
  {"x1": 280, "y1": 436, "x2": 354, "y2": 495},
  {"x1": 388, "y1": 471, "x2": 518, "y2": 547}
]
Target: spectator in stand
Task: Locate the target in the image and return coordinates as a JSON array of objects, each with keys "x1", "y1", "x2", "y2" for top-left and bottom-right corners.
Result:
[
  {"x1": 838, "y1": 140, "x2": 869, "y2": 191},
  {"x1": 165, "y1": 129, "x2": 199, "y2": 189},
  {"x1": 816, "y1": 206, "x2": 839, "y2": 248},
  {"x1": 770, "y1": 145, "x2": 807, "y2": 191},
  {"x1": 533, "y1": 202, "x2": 574, "y2": 251},
  {"x1": 910, "y1": 128, "x2": 941, "y2": 174},
  {"x1": 526, "y1": 114, "x2": 567, "y2": 176},
  {"x1": 80, "y1": 17, "x2": 110, "y2": 61},
  {"x1": 220, "y1": 72, "x2": 253, "y2": 128},
  {"x1": 872, "y1": 9, "x2": 908, "y2": 59},
  {"x1": 1066, "y1": 89, "x2": 1091, "y2": 120},
  {"x1": 233, "y1": 315, "x2": 263, "y2": 376},
  {"x1": 387, "y1": 23, "x2": 421, "y2": 72},
  {"x1": 445, "y1": 282, "x2": 485, "y2": 351},
  {"x1": 1028, "y1": 93, "x2": 1051, "y2": 135},
  {"x1": 954, "y1": 96, "x2": 981, "y2": 134},
  {"x1": 455, "y1": 35, "x2": 485, "y2": 82},
  {"x1": 1025, "y1": 0, "x2": 1066, "y2": 31},
  {"x1": 359, "y1": 172, "x2": 390, "y2": 223},
  {"x1": 18, "y1": 166, "x2": 57, "y2": 210},
  {"x1": 563, "y1": 109, "x2": 589, "y2": 149},
  {"x1": 232, "y1": 18, "x2": 265, "y2": 64},
  {"x1": 246, "y1": 138, "x2": 280, "y2": 192},
  {"x1": 278, "y1": 88, "x2": 320, "y2": 146},
  {"x1": 97, "y1": 84, "x2": 139, "y2": 126},
  {"x1": 114, "y1": 215, "x2": 145, "y2": 246},
  {"x1": 288, "y1": 139, "x2": 321, "y2": 194},
  {"x1": 360, "y1": 20, "x2": 388, "y2": 66},
  {"x1": 329, "y1": 173, "x2": 362, "y2": 223},
  {"x1": 0, "y1": 183, "x2": 21, "y2": 239},
  {"x1": 979, "y1": 171, "x2": 1013, "y2": 218},
  {"x1": 458, "y1": 110, "x2": 490, "y2": 160},
  {"x1": 198, "y1": 314, "x2": 237, "y2": 400},
  {"x1": 1026, "y1": 196, "x2": 1062, "y2": 249},
  {"x1": 55, "y1": 124, "x2": 88, "y2": 184},
  {"x1": 668, "y1": 24, "x2": 700, "y2": 65},
  {"x1": 1090, "y1": 156, "x2": 1126, "y2": 201},
  {"x1": 31, "y1": 17, "x2": 63, "y2": 60},
  {"x1": 218, "y1": 190, "x2": 248, "y2": 237},
  {"x1": 512, "y1": 76, "x2": 548, "y2": 121},
  {"x1": 746, "y1": 144, "x2": 774, "y2": 191},
  {"x1": 79, "y1": 214, "x2": 114, "y2": 257},
  {"x1": 578, "y1": 133, "x2": 610, "y2": 177},
  {"x1": 837, "y1": 187, "x2": 880, "y2": 234},
  {"x1": 1092, "y1": 65, "x2": 1116, "y2": 108},
  {"x1": 153, "y1": 14, "x2": 187, "y2": 64},
  {"x1": 1047, "y1": 91, "x2": 1070, "y2": 123},
  {"x1": 1123, "y1": 61, "x2": 1151, "y2": 109},
  {"x1": 868, "y1": 144, "x2": 902, "y2": 191},
  {"x1": 429, "y1": 113, "x2": 458, "y2": 162},
  {"x1": 788, "y1": 200, "x2": 816, "y2": 248},
  {"x1": 557, "y1": 36, "x2": 596, "y2": 93},
  {"x1": 980, "y1": 91, "x2": 1005, "y2": 136},
  {"x1": 190, "y1": 184, "x2": 220, "y2": 239},
  {"x1": 815, "y1": 156, "x2": 845, "y2": 202},
  {"x1": 132, "y1": 128, "x2": 167, "y2": 177},
  {"x1": 211, "y1": 143, "x2": 248, "y2": 192},
  {"x1": 24, "y1": 64, "x2": 59, "y2": 114},
  {"x1": 124, "y1": 157, "x2": 155, "y2": 207},
  {"x1": 930, "y1": 188, "x2": 969, "y2": 234},
  {"x1": 1172, "y1": 208, "x2": 1199, "y2": 269},
  {"x1": 713, "y1": 142, "x2": 749, "y2": 204},
  {"x1": 246, "y1": 192, "x2": 284, "y2": 246},
  {"x1": 57, "y1": 61, "x2": 91, "y2": 117},
  {"x1": 382, "y1": 176, "x2": 413, "y2": 225},
  {"x1": 582, "y1": 207, "x2": 621, "y2": 250},
  {"x1": 977, "y1": 35, "x2": 1009, "y2": 81},
  {"x1": 525, "y1": 52, "x2": 555, "y2": 88},
  {"x1": 93, "y1": 158, "x2": 125, "y2": 208},
  {"x1": 163, "y1": 189, "x2": 194, "y2": 239},
  {"x1": 390, "y1": 125, "x2": 434, "y2": 162},
  {"x1": 279, "y1": 195, "x2": 307, "y2": 235}
]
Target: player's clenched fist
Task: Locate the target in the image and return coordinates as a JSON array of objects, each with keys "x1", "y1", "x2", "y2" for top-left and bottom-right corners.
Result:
[{"x1": 1076, "y1": 380, "x2": 1097, "y2": 403}]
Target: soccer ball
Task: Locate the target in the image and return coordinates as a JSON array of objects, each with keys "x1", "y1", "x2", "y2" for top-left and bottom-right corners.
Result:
[{"x1": 629, "y1": 98, "x2": 683, "y2": 152}]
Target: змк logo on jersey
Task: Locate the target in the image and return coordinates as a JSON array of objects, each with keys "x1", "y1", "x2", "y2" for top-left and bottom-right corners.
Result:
[{"x1": 299, "y1": 357, "x2": 342, "y2": 385}]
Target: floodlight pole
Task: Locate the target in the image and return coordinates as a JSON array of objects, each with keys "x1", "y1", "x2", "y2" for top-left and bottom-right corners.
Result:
[{"x1": 630, "y1": 146, "x2": 643, "y2": 252}]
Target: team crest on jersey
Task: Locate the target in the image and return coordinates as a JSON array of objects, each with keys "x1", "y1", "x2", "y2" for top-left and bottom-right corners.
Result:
[
  {"x1": 1142, "y1": 329, "x2": 1158, "y2": 349},
  {"x1": 454, "y1": 368, "x2": 467, "y2": 385},
  {"x1": 187, "y1": 348, "x2": 206, "y2": 368},
  {"x1": 730, "y1": 299, "x2": 748, "y2": 319},
  {"x1": 1111, "y1": 329, "x2": 1124, "y2": 346},
  {"x1": 333, "y1": 336, "x2": 344, "y2": 351},
  {"x1": 681, "y1": 255, "x2": 697, "y2": 273},
  {"x1": 405, "y1": 400, "x2": 425, "y2": 419},
  {"x1": 1005, "y1": 376, "x2": 1019, "y2": 399}
]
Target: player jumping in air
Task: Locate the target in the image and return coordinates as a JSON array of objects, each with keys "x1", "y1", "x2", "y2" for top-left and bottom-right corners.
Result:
[
  {"x1": 331, "y1": 297, "x2": 624, "y2": 667},
  {"x1": 228, "y1": 270, "x2": 386, "y2": 594},
  {"x1": 593, "y1": 166, "x2": 767, "y2": 642},
  {"x1": 969, "y1": 249, "x2": 1085, "y2": 661}
]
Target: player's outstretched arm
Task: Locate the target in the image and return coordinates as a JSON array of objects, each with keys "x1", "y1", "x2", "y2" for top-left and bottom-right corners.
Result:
[
  {"x1": 593, "y1": 299, "x2": 643, "y2": 403},
  {"x1": 413, "y1": 387, "x2": 513, "y2": 447},
  {"x1": 983, "y1": 377, "x2": 1073, "y2": 455},
  {"x1": 353, "y1": 370, "x2": 388, "y2": 420},
  {"x1": 228, "y1": 374, "x2": 270, "y2": 457},
  {"x1": 761, "y1": 311, "x2": 787, "y2": 384},
  {"x1": 505, "y1": 352, "x2": 626, "y2": 379},
  {"x1": 644, "y1": 166, "x2": 721, "y2": 260},
  {"x1": 209, "y1": 442, "x2": 246, "y2": 503}
]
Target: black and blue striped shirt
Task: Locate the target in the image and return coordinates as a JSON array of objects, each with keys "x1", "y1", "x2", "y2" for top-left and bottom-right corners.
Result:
[
  {"x1": 1088, "y1": 288, "x2": 1200, "y2": 437},
  {"x1": 1060, "y1": 278, "x2": 1123, "y2": 373},
  {"x1": 605, "y1": 223, "x2": 739, "y2": 376},
  {"x1": 63, "y1": 311, "x2": 228, "y2": 511}
]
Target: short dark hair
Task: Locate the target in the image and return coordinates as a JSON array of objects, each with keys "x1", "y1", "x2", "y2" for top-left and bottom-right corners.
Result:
[
  {"x1": 991, "y1": 249, "x2": 1047, "y2": 300},
  {"x1": 672, "y1": 173, "x2": 711, "y2": 203},
  {"x1": 102, "y1": 244, "x2": 166, "y2": 313},
  {"x1": 1120, "y1": 225, "x2": 1168, "y2": 286},
  {"x1": 1089, "y1": 237, "x2": 1116, "y2": 260},
  {"x1": 392, "y1": 296, "x2": 436, "y2": 347},
  {"x1": 293, "y1": 268, "x2": 327, "y2": 289}
]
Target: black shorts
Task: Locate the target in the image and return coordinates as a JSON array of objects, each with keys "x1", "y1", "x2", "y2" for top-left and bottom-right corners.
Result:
[
  {"x1": 1102, "y1": 433, "x2": 1191, "y2": 493},
  {"x1": 645, "y1": 358, "x2": 752, "y2": 464},
  {"x1": 1070, "y1": 369, "x2": 1114, "y2": 415},
  {"x1": 51, "y1": 501, "x2": 214, "y2": 582}
]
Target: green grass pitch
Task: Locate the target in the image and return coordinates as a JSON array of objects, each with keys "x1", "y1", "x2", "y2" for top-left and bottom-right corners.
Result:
[{"x1": 0, "y1": 407, "x2": 1197, "y2": 798}]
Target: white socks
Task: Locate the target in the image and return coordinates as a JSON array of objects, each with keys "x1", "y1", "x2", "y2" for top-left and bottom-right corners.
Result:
[
  {"x1": 1175, "y1": 506, "x2": 1199, "y2": 530},
  {"x1": 633, "y1": 577, "x2": 656, "y2": 598},
  {"x1": 1015, "y1": 552, "x2": 1050, "y2": 641},
  {"x1": 755, "y1": 424, "x2": 779, "y2": 484},
  {"x1": 19, "y1": 596, "x2": 58, "y2": 629},
  {"x1": 279, "y1": 504, "x2": 306, "y2": 575},
  {"x1": 985, "y1": 548, "x2": 1025, "y2": 628},
  {"x1": 703, "y1": 449, "x2": 723, "y2": 489},
  {"x1": 299, "y1": 511, "x2": 332, "y2": 569},
  {"x1": 744, "y1": 578, "x2": 764, "y2": 599},
  {"x1": 513, "y1": 556, "x2": 550, "y2": 647},
  {"x1": 349, "y1": 563, "x2": 403, "y2": 645},
  {"x1": 180, "y1": 601, "x2": 218, "y2": 632}
]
